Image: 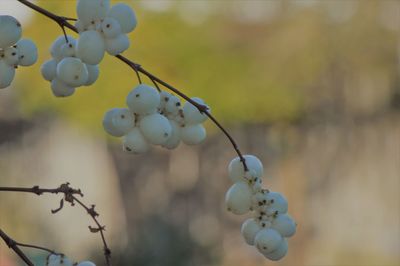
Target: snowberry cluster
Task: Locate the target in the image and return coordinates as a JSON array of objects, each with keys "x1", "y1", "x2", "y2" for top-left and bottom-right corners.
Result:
[
  {"x1": 40, "y1": 0, "x2": 136, "y2": 97},
  {"x1": 41, "y1": 35, "x2": 100, "y2": 97},
  {"x1": 225, "y1": 155, "x2": 297, "y2": 261},
  {"x1": 74, "y1": 0, "x2": 137, "y2": 57},
  {"x1": 103, "y1": 84, "x2": 209, "y2": 153},
  {"x1": 47, "y1": 254, "x2": 96, "y2": 266},
  {"x1": 0, "y1": 15, "x2": 38, "y2": 89}
]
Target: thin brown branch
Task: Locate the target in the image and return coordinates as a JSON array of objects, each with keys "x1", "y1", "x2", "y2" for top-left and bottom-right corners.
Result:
[
  {"x1": 0, "y1": 183, "x2": 111, "y2": 265},
  {"x1": 0, "y1": 229, "x2": 35, "y2": 266},
  {"x1": 15, "y1": 0, "x2": 249, "y2": 171}
]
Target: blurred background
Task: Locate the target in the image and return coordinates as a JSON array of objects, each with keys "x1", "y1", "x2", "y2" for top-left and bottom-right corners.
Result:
[{"x1": 0, "y1": 0, "x2": 399, "y2": 265}]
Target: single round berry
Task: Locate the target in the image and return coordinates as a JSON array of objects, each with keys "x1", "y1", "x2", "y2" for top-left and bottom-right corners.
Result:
[
  {"x1": 112, "y1": 108, "x2": 134, "y2": 135},
  {"x1": 76, "y1": 30, "x2": 105, "y2": 65},
  {"x1": 15, "y1": 39, "x2": 38, "y2": 66},
  {"x1": 165, "y1": 95, "x2": 181, "y2": 116},
  {"x1": 271, "y1": 214, "x2": 296, "y2": 237},
  {"x1": 76, "y1": 0, "x2": 110, "y2": 27},
  {"x1": 263, "y1": 238, "x2": 288, "y2": 261},
  {"x1": 41, "y1": 59, "x2": 57, "y2": 81},
  {"x1": 103, "y1": 108, "x2": 127, "y2": 137},
  {"x1": 0, "y1": 60, "x2": 15, "y2": 89},
  {"x1": 139, "y1": 113, "x2": 172, "y2": 145},
  {"x1": 225, "y1": 182, "x2": 253, "y2": 215},
  {"x1": 182, "y1": 97, "x2": 209, "y2": 125},
  {"x1": 241, "y1": 218, "x2": 262, "y2": 245},
  {"x1": 107, "y1": 3, "x2": 137, "y2": 33},
  {"x1": 84, "y1": 64, "x2": 100, "y2": 86},
  {"x1": 50, "y1": 35, "x2": 76, "y2": 61},
  {"x1": 47, "y1": 254, "x2": 74, "y2": 266},
  {"x1": 101, "y1": 17, "x2": 122, "y2": 38},
  {"x1": 180, "y1": 124, "x2": 206, "y2": 145},
  {"x1": 56, "y1": 57, "x2": 89, "y2": 87},
  {"x1": 228, "y1": 154, "x2": 263, "y2": 183},
  {"x1": 254, "y1": 228, "x2": 283, "y2": 255},
  {"x1": 50, "y1": 78, "x2": 75, "y2": 97},
  {"x1": 105, "y1": 34, "x2": 129, "y2": 56},
  {"x1": 162, "y1": 120, "x2": 181, "y2": 149},
  {"x1": 0, "y1": 15, "x2": 22, "y2": 49},
  {"x1": 123, "y1": 127, "x2": 149, "y2": 154},
  {"x1": 3, "y1": 46, "x2": 19, "y2": 66},
  {"x1": 266, "y1": 191, "x2": 288, "y2": 214},
  {"x1": 126, "y1": 84, "x2": 160, "y2": 115}
]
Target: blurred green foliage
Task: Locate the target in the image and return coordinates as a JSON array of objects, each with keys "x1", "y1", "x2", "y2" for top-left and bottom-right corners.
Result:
[{"x1": 14, "y1": 0, "x2": 398, "y2": 133}]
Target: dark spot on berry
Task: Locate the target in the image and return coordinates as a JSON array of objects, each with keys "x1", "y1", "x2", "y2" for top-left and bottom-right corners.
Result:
[
  {"x1": 258, "y1": 202, "x2": 263, "y2": 206},
  {"x1": 125, "y1": 147, "x2": 132, "y2": 152},
  {"x1": 135, "y1": 94, "x2": 140, "y2": 97},
  {"x1": 106, "y1": 24, "x2": 110, "y2": 28},
  {"x1": 17, "y1": 22, "x2": 21, "y2": 27},
  {"x1": 20, "y1": 55, "x2": 24, "y2": 58},
  {"x1": 91, "y1": 20, "x2": 95, "y2": 25},
  {"x1": 121, "y1": 115, "x2": 125, "y2": 119},
  {"x1": 263, "y1": 246, "x2": 267, "y2": 250},
  {"x1": 11, "y1": 52, "x2": 16, "y2": 56},
  {"x1": 164, "y1": 132, "x2": 169, "y2": 137},
  {"x1": 164, "y1": 97, "x2": 169, "y2": 101},
  {"x1": 262, "y1": 223, "x2": 266, "y2": 227},
  {"x1": 1, "y1": 54, "x2": 4, "y2": 58},
  {"x1": 176, "y1": 102, "x2": 180, "y2": 106},
  {"x1": 74, "y1": 75, "x2": 79, "y2": 80},
  {"x1": 69, "y1": 44, "x2": 73, "y2": 48},
  {"x1": 258, "y1": 216, "x2": 262, "y2": 220},
  {"x1": 270, "y1": 199, "x2": 274, "y2": 203},
  {"x1": 263, "y1": 200, "x2": 267, "y2": 204}
]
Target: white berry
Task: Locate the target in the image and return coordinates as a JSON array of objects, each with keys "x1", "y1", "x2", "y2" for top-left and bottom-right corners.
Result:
[
  {"x1": 180, "y1": 124, "x2": 206, "y2": 145},
  {"x1": 263, "y1": 238, "x2": 288, "y2": 261},
  {"x1": 0, "y1": 60, "x2": 15, "y2": 89},
  {"x1": 56, "y1": 57, "x2": 89, "y2": 87},
  {"x1": 126, "y1": 84, "x2": 160, "y2": 115},
  {"x1": 101, "y1": 17, "x2": 122, "y2": 38},
  {"x1": 107, "y1": 3, "x2": 137, "y2": 33},
  {"x1": 15, "y1": 39, "x2": 38, "y2": 66},
  {"x1": 165, "y1": 95, "x2": 181, "y2": 116},
  {"x1": 254, "y1": 228, "x2": 283, "y2": 255},
  {"x1": 77, "y1": 30, "x2": 105, "y2": 65},
  {"x1": 50, "y1": 35, "x2": 75, "y2": 61},
  {"x1": 3, "y1": 47, "x2": 19, "y2": 66},
  {"x1": 103, "y1": 108, "x2": 127, "y2": 137},
  {"x1": 123, "y1": 127, "x2": 149, "y2": 154},
  {"x1": 139, "y1": 113, "x2": 172, "y2": 145},
  {"x1": 241, "y1": 218, "x2": 262, "y2": 245},
  {"x1": 225, "y1": 182, "x2": 252, "y2": 215},
  {"x1": 266, "y1": 192, "x2": 288, "y2": 214},
  {"x1": 76, "y1": 0, "x2": 110, "y2": 27},
  {"x1": 105, "y1": 34, "x2": 129, "y2": 56},
  {"x1": 47, "y1": 254, "x2": 73, "y2": 266},
  {"x1": 162, "y1": 120, "x2": 181, "y2": 149},
  {"x1": 182, "y1": 97, "x2": 209, "y2": 124},
  {"x1": 50, "y1": 78, "x2": 75, "y2": 97},
  {"x1": 228, "y1": 155, "x2": 263, "y2": 183},
  {"x1": 0, "y1": 16, "x2": 22, "y2": 49},
  {"x1": 271, "y1": 214, "x2": 296, "y2": 237},
  {"x1": 60, "y1": 41, "x2": 77, "y2": 58},
  {"x1": 158, "y1": 91, "x2": 172, "y2": 110},
  {"x1": 84, "y1": 64, "x2": 100, "y2": 86},
  {"x1": 41, "y1": 59, "x2": 57, "y2": 81}
]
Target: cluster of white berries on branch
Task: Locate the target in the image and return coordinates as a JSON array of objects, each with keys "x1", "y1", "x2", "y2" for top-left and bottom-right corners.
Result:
[
  {"x1": 226, "y1": 155, "x2": 297, "y2": 261},
  {"x1": 103, "y1": 84, "x2": 209, "y2": 153},
  {"x1": 41, "y1": 0, "x2": 136, "y2": 97},
  {"x1": 0, "y1": 15, "x2": 38, "y2": 89},
  {"x1": 47, "y1": 254, "x2": 96, "y2": 266}
]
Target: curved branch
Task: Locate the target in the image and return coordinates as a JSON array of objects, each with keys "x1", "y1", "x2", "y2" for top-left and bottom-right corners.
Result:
[{"x1": 15, "y1": 0, "x2": 249, "y2": 171}]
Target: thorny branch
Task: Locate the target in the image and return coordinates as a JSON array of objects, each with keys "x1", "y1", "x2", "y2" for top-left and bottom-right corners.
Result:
[{"x1": 0, "y1": 183, "x2": 111, "y2": 265}]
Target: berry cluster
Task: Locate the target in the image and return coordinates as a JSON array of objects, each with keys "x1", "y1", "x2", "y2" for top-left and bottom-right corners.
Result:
[
  {"x1": 225, "y1": 155, "x2": 297, "y2": 261},
  {"x1": 41, "y1": 35, "x2": 100, "y2": 97},
  {"x1": 47, "y1": 254, "x2": 95, "y2": 266},
  {"x1": 0, "y1": 15, "x2": 38, "y2": 89},
  {"x1": 103, "y1": 84, "x2": 209, "y2": 153},
  {"x1": 41, "y1": 0, "x2": 136, "y2": 97}
]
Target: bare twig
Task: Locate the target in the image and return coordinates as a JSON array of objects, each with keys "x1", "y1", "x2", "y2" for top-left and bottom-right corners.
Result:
[{"x1": 0, "y1": 183, "x2": 111, "y2": 265}]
